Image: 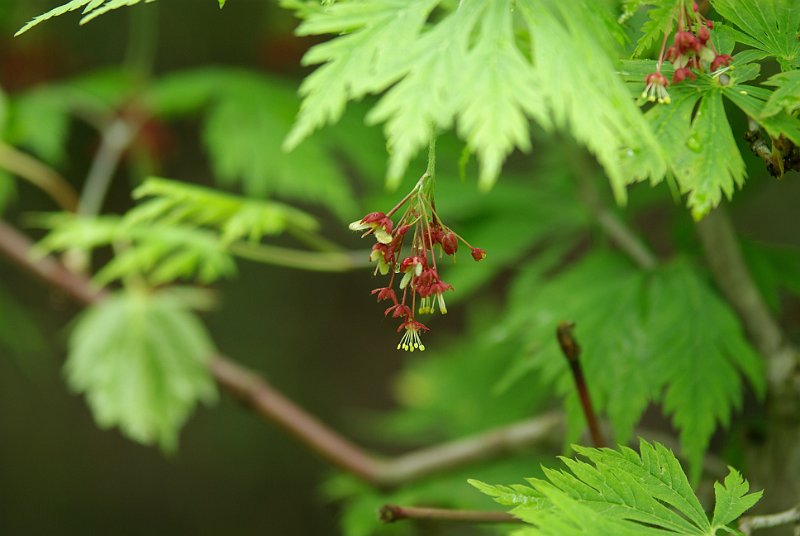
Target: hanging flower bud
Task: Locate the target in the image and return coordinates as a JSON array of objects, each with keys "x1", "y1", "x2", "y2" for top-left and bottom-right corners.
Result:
[
  {"x1": 440, "y1": 232, "x2": 458, "y2": 255},
  {"x1": 711, "y1": 54, "x2": 733, "y2": 71},
  {"x1": 350, "y1": 171, "x2": 485, "y2": 350},
  {"x1": 471, "y1": 247, "x2": 487, "y2": 261}
]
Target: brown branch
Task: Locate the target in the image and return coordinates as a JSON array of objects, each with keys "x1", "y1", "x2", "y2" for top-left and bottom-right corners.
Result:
[
  {"x1": 0, "y1": 220, "x2": 105, "y2": 304},
  {"x1": 0, "y1": 219, "x2": 563, "y2": 488},
  {"x1": 739, "y1": 504, "x2": 800, "y2": 535},
  {"x1": 556, "y1": 321, "x2": 606, "y2": 448},
  {"x1": 379, "y1": 505, "x2": 522, "y2": 525}
]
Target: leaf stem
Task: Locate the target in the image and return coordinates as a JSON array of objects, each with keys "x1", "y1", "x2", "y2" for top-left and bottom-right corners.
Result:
[
  {"x1": 379, "y1": 505, "x2": 522, "y2": 525},
  {"x1": 78, "y1": 118, "x2": 138, "y2": 216},
  {"x1": 556, "y1": 321, "x2": 606, "y2": 448},
  {"x1": 426, "y1": 136, "x2": 436, "y2": 181},
  {"x1": 0, "y1": 142, "x2": 79, "y2": 212},
  {"x1": 228, "y1": 241, "x2": 370, "y2": 272}
]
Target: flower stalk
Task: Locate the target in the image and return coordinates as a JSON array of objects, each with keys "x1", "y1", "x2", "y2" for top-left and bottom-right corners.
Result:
[{"x1": 349, "y1": 141, "x2": 485, "y2": 351}]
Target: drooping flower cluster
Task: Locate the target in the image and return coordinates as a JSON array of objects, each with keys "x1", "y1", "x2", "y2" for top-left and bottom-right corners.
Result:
[
  {"x1": 642, "y1": 1, "x2": 733, "y2": 105},
  {"x1": 350, "y1": 177, "x2": 485, "y2": 352}
]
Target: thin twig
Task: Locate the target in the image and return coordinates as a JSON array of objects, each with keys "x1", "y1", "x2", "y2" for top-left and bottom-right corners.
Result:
[
  {"x1": 229, "y1": 241, "x2": 370, "y2": 272},
  {"x1": 379, "y1": 505, "x2": 522, "y2": 524},
  {"x1": 79, "y1": 117, "x2": 139, "y2": 216},
  {"x1": 0, "y1": 220, "x2": 563, "y2": 488},
  {"x1": 739, "y1": 504, "x2": 800, "y2": 535},
  {"x1": 0, "y1": 220, "x2": 104, "y2": 303},
  {"x1": 0, "y1": 142, "x2": 79, "y2": 212},
  {"x1": 556, "y1": 321, "x2": 606, "y2": 448}
]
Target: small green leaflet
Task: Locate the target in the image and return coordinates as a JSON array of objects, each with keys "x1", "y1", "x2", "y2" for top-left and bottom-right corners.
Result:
[
  {"x1": 218, "y1": 0, "x2": 226, "y2": 7},
  {"x1": 677, "y1": 91, "x2": 745, "y2": 220},
  {"x1": 67, "y1": 289, "x2": 217, "y2": 450},
  {"x1": 15, "y1": 0, "x2": 192, "y2": 35},
  {"x1": 762, "y1": 70, "x2": 800, "y2": 117},
  {"x1": 471, "y1": 440, "x2": 763, "y2": 535},
  {"x1": 287, "y1": 0, "x2": 666, "y2": 195},
  {"x1": 712, "y1": 0, "x2": 800, "y2": 70},
  {"x1": 33, "y1": 213, "x2": 237, "y2": 286},
  {"x1": 630, "y1": 0, "x2": 682, "y2": 58},
  {"x1": 499, "y1": 252, "x2": 764, "y2": 480},
  {"x1": 130, "y1": 177, "x2": 319, "y2": 244}
]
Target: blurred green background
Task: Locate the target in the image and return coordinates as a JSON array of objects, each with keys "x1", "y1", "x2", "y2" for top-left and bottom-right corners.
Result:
[
  {"x1": 0, "y1": 2, "x2": 408, "y2": 534},
  {"x1": 2, "y1": 2, "x2": 800, "y2": 535}
]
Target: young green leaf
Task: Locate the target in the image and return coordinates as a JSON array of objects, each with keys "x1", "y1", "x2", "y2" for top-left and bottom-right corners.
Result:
[
  {"x1": 471, "y1": 440, "x2": 762, "y2": 535},
  {"x1": 287, "y1": 0, "x2": 666, "y2": 196},
  {"x1": 711, "y1": 468, "x2": 764, "y2": 529},
  {"x1": 677, "y1": 91, "x2": 745, "y2": 220},
  {"x1": 16, "y1": 0, "x2": 198, "y2": 34},
  {"x1": 712, "y1": 0, "x2": 800, "y2": 70},
  {"x1": 762, "y1": 70, "x2": 800, "y2": 117},
  {"x1": 130, "y1": 177, "x2": 319, "y2": 244},
  {"x1": 67, "y1": 289, "x2": 217, "y2": 450},
  {"x1": 34, "y1": 214, "x2": 237, "y2": 286},
  {"x1": 630, "y1": 0, "x2": 682, "y2": 58}
]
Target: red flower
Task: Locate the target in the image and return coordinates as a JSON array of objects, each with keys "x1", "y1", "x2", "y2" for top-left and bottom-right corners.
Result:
[
  {"x1": 711, "y1": 54, "x2": 733, "y2": 71},
  {"x1": 396, "y1": 319, "x2": 430, "y2": 352},
  {"x1": 371, "y1": 287, "x2": 396, "y2": 303},
  {"x1": 385, "y1": 303, "x2": 411, "y2": 318},
  {"x1": 672, "y1": 67, "x2": 697, "y2": 84},
  {"x1": 471, "y1": 247, "x2": 487, "y2": 261},
  {"x1": 440, "y1": 232, "x2": 458, "y2": 255}
]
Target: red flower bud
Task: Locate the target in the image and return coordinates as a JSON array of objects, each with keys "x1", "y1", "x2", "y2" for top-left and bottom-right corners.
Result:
[
  {"x1": 665, "y1": 45, "x2": 680, "y2": 62},
  {"x1": 361, "y1": 211, "x2": 386, "y2": 224},
  {"x1": 672, "y1": 67, "x2": 696, "y2": 84},
  {"x1": 697, "y1": 26, "x2": 710, "y2": 43},
  {"x1": 440, "y1": 232, "x2": 458, "y2": 255},
  {"x1": 711, "y1": 53, "x2": 733, "y2": 71},
  {"x1": 471, "y1": 247, "x2": 486, "y2": 261},
  {"x1": 674, "y1": 31, "x2": 696, "y2": 52}
]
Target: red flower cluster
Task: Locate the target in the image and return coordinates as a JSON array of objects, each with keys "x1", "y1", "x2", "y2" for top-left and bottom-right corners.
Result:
[
  {"x1": 642, "y1": 1, "x2": 733, "y2": 104},
  {"x1": 350, "y1": 179, "x2": 485, "y2": 351}
]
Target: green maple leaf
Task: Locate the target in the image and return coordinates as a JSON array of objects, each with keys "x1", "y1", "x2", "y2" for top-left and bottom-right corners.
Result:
[
  {"x1": 67, "y1": 289, "x2": 217, "y2": 450},
  {"x1": 471, "y1": 440, "x2": 762, "y2": 535}
]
